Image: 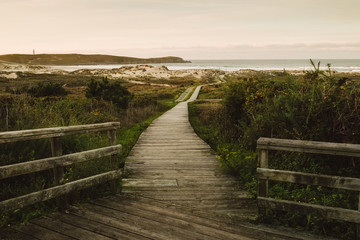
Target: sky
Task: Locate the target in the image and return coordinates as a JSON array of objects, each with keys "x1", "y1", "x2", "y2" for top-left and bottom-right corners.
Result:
[{"x1": 1, "y1": 0, "x2": 360, "y2": 59}]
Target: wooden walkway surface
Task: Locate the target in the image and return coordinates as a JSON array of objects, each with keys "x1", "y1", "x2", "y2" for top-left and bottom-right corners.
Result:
[
  {"x1": 0, "y1": 86, "x2": 325, "y2": 240},
  {"x1": 123, "y1": 86, "x2": 257, "y2": 223}
]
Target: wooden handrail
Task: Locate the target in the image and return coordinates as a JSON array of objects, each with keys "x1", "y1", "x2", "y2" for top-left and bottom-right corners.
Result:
[
  {"x1": 0, "y1": 122, "x2": 122, "y2": 213},
  {"x1": 257, "y1": 137, "x2": 360, "y2": 157},
  {"x1": 0, "y1": 145, "x2": 122, "y2": 179},
  {"x1": 257, "y1": 168, "x2": 360, "y2": 192},
  {"x1": 0, "y1": 169, "x2": 123, "y2": 213},
  {"x1": 0, "y1": 122, "x2": 120, "y2": 144},
  {"x1": 256, "y1": 137, "x2": 360, "y2": 238}
]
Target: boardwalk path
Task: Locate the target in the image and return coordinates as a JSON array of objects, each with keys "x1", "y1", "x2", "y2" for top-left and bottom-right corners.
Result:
[
  {"x1": 123, "y1": 86, "x2": 257, "y2": 222},
  {"x1": 1, "y1": 86, "x2": 304, "y2": 240}
]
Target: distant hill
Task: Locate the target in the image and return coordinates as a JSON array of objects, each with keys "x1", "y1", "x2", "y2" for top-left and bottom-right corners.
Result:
[{"x1": 0, "y1": 54, "x2": 190, "y2": 65}]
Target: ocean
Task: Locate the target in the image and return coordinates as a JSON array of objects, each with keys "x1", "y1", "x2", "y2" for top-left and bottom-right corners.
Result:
[{"x1": 54, "y1": 59, "x2": 360, "y2": 72}]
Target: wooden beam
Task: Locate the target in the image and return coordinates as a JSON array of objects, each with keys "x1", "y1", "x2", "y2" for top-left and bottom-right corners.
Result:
[
  {"x1": 257, "y1": 168, "x2": 360, "y2": 192},
  {"x1": 50, "y1": 136, "x2": 65, "y2": 211},
  {"x1": 0, "y1": 169, "x2": 123, "y2": 213},
  {"x1": 0, "y1": 122, "x2": 120, "y2": 144},
  {"x1": 257, "y1": 137, "x2": 360, "y2": 157},
  {"x1": 0, "y1": 145, "x2": 122, "y2": 180},
  {"x1": 257, "y1": 197, "x2": 360, "y2": 224},
  {"x1": 258, "y1": 150, "x2": 269, "y2": 198}
]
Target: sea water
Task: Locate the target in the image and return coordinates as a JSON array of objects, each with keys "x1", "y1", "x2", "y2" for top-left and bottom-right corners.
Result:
[
  {"x1": 54, "y1": 59, "x2": 360, "y2": 72},
  {"x1": 160, "y1": 59, "x2": 360, "y2": 72}
]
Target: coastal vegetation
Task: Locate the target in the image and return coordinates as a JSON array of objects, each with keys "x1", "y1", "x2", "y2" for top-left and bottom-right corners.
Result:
[
  {"x1": 189, "y1": 63, "x2": 360, "y2": 239},
  {"x1": 0, "y1": 72, "x2": 185, "y2": 228}
]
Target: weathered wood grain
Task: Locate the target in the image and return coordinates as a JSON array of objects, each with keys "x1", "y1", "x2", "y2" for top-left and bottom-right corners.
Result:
[
  {"x1": 258, "y1": 196, "x2": 360, "y2": 224},
  {"x1": 0, "y1": 122, "x2": 120, "y2": 143},
  {"x1": 49, "y1": 212, "x2": 151, "y2": 240},
  {"x1": 12, "y1": 222, "x2": 74, "y2": 240},
  {"x1": 31, "y1": 216, "x2": 113, "y2": 240},
  {"x1": 257, "y1": 168, "x2": 360, "y2": 191},
  {"x1": 257, "y1": 137, "x2": 360, "y2": 157},
  {"x1": 0, "y1": 145, "x2": 121, "y2": 179},
  {"x1": 0, "y1": 169, "x2": 123, "y2": 212}
]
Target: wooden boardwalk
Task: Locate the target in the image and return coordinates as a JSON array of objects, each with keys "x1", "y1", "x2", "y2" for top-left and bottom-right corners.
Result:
[
  {"x1": 123, "y1": 86, "x2": 257, "y2": 223},
  {"x1": 1, "y1": 86, "x2": 325, "y2": 240}
]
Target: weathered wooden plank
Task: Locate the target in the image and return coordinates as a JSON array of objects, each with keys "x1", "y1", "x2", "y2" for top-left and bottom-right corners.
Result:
[
  {"x1": 125, "y1": 165, "x2": 218, "y2": 170},
  {"x1": 129, "y1": 169, "x2": 222, "y2": 178},
  {"x1": 126, "y1": 162, "x2": 218, "y2": 169},
  {"x1": 12, "y1": 222, "x2": 73, "y2": 240},
  {"x1": 122, "y1": 186, "x2": 240, "y2": 192},
  {"x1": 0, "y1": 122, "x2": 120, "y2": 144},
  {"x1": 258, "y1": 196, "x2": 360, "y2": 224},
  {"x1": 0, "y1": 169, "x2": 123, "y2": 213},
  {"x1": 69, "y1": 206, "x2": 167, "y2": 240},
  {"x1": 112, "y1": 195, "x2": 305, "y2": 240},
  {"x1": 31, "y1": 216, "x2": 113, "y2": 240},
  {"x1": 128, "y1": 192, "x2": 249, "y2": 200},
  {"x1": 83, "y1": 202, "x2": 221, "y2": 240},
  {"x1": 257, "y1": 137, "x2": 360, "y2": 157},
  {"x1": 0, "y1": 228, "x2": 39, "y2": 240},
  {"x1": 50, "y1": 212, "x2": 151, "y2": 240},
  {"x1": 50, "y1": 136, "x2": 66, "y2": 211},
  {"x1": 0, "y1": 145, "x2": 122, "y2": 180},
  {"x1": 257, "y1": 168, "x2": 360, "y2": 191},
  {"x1": 122, "y1": 179, "x2": 178, "y2": 188},
  {"x1": 94, "y1": 197, "x2": 252, "y2": 240}
]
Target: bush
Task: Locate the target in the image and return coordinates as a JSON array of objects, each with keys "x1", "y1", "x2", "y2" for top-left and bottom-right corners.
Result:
[
  {"x1": 189, "y1": 63, "x2": 360, "y2": 239},
  {"x1": 85, "y1": 78, "x2": 133, "y2": 109},
  {"x1": 27, "y1": 82, "x2": 67, "y2": 97}
]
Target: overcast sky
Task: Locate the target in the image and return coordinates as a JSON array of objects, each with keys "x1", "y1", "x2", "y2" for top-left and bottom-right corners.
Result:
[{"x1": 1, "y1": 0, "x2": 360, "y2": 59}]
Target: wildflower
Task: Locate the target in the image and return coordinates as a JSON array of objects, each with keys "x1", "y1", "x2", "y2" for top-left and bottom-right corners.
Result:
[
  {"x1": 324, "y1": 96, "x2": 327, "y2": 100},
  {"x1": 340, "y1": 86, "x2": 345, "y2": 90}
]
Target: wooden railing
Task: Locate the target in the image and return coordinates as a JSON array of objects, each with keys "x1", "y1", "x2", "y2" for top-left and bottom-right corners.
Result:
[
  {"x1": 0, "y1": 122, "x2": 122, "y2": 213},
  {"x1": 257, "y1": 137, "x2": 360, "y2": 237}
]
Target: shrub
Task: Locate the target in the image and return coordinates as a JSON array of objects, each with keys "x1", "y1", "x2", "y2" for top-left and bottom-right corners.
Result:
[
  {"x1": 190, "y1": 63, "x2": 360, "y2": 239},
  {"x1": 27, "y1": 82, "x2": 67, "y2": 97},
  {"x1": 85, "y1": 78, "x2": 133, "y2": 109}
]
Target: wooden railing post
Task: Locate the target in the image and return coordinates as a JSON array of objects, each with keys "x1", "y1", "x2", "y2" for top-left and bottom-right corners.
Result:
[
  {"x1": 108, "y1": 129, "x2": 119, "y2": 192},
  {"x1": 50, "y1": 136, "x2": 66, "y2": 211},
  {"x1": 258, "y1": 149, "x2": 269, "y2": 216}
]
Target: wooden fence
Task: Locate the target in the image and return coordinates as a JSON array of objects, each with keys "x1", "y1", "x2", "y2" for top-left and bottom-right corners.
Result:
[
  {"x1": 0, "y1": 122, "x2": 122, "y2": 213},
  {"x1": 257, "y1": 137, "x2": 360, "y2": 238}
]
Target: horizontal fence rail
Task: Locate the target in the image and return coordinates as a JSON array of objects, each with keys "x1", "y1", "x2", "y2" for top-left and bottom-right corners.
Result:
[
  {"x1": 257, "y1": 137, "x2": 360, "y2": 157},
  {"x1": 256, "y1": 137, "x2": 360, "y2": 238},
  {"x1": 0, "y1": 122, "x2": 122, "y2": 213},
  {"x1": 0, "y1": 122, "x2": 120, "y2": 144}
]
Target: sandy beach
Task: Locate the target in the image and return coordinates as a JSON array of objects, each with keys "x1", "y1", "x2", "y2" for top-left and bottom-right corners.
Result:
[{"x1": 1, "y1": 62, "x2": 359, "y2": 91}]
